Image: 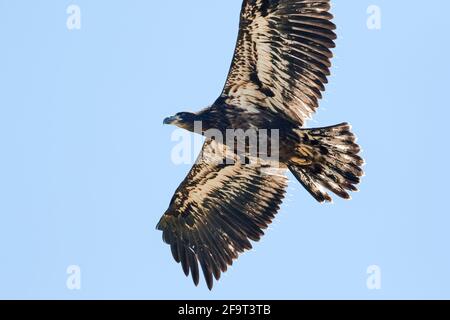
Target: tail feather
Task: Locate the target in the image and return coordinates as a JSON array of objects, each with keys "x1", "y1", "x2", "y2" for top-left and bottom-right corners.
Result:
[{"x1": 289, "y1": 123, "x2": 364, "y2": 203}]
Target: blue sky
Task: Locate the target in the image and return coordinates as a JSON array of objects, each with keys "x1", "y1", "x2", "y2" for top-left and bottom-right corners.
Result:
[{"x1": 0, "y1": 0, "x2": 449, "y2": 299}]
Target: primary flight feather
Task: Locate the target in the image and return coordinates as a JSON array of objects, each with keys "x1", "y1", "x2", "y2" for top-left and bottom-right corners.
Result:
[{"x1": 158, "y1": 0, "x2": 364, "y2": 290}]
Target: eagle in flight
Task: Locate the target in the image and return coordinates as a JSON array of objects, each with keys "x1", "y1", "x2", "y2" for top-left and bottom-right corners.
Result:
[{"x1": 157, "y1": 0, "x2": 364, "y2": 290}]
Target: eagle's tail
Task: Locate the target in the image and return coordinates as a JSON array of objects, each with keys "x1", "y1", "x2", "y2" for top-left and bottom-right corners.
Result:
[{"x1": 288, "y1": 123, "x2": 364, "y2": 203}]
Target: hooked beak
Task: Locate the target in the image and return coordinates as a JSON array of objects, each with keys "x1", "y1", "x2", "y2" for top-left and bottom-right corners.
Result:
[{"x1": 163, "y1": 116, "x2": 177, "y2": 125}]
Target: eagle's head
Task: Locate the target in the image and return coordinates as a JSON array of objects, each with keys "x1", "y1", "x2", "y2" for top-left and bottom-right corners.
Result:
[{"x1": 163, "y1": 112, "x2": 197, "y2": 131}]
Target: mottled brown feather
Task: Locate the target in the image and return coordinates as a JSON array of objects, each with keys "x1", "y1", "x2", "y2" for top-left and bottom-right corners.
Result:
[
  {"x1": 222, "y1": 0, "x2": 336, "y2": 125},
  {"x1": 157, "y1": 140, "x2": 287, "y2": 289}
]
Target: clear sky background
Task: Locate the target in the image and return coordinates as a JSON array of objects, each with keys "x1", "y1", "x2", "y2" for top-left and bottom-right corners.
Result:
[{"x1": 0, "y1": 0, "x2": 449, "y2": 299}]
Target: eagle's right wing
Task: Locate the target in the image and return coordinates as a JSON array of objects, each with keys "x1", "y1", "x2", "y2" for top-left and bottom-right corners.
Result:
[
  {"x1": 157, "y1": 140, "x2": 287, "y2": 290},
  {"x1": 221, "y1": 0, "x2": 336, "y2": 125}
]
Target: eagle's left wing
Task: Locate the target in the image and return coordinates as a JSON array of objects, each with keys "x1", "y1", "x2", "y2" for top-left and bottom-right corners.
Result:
[
  {"x1": 221, "y1": 0, "x2": 336, "y2": 125},
  {"x1": 157, "y1": 140, "x2": 287, "y2": 290}
]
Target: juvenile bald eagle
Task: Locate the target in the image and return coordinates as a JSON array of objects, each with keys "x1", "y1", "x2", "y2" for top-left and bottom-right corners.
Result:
[{"x1": 158, "y1": 0, "x2": 364, "y2": 290}]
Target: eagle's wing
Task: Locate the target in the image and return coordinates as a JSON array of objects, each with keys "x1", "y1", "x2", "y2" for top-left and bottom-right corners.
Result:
[
  {"x1": 157, "y1": 140, "x2": 287, "y2": 290},
  {"x1": 221, "y1": 0, "x2": 336, "y2": 125}
]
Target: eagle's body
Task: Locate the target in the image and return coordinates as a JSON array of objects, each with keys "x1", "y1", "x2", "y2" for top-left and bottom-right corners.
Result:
[
  {"x1": 158, "y1": 0, "x2": 364, "y2": 290},
  {"x1": 190, "y1": 99, "x2": 302, "y2": 163},
  {"x1": 198, "y1": 100, "x2": 293, "y2": 132}
]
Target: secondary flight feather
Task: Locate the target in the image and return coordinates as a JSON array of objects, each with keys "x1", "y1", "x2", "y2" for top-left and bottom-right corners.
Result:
[{"x1": 158, "y1": 0, "x2": 364, "y2": 290}]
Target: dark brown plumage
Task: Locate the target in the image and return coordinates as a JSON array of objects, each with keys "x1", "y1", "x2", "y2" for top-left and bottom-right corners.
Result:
[{"x1": 159, "y1": 0, "x2": 364, "y2": 290}]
